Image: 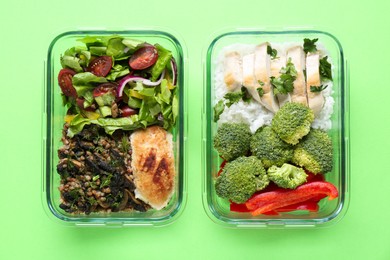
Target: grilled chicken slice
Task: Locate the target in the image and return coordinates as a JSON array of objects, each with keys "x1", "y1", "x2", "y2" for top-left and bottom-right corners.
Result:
[
  {"x1": 270, "y1": 46, "x2": 290, "y2": 107},
  {"x1": 242, "y1": 53, "x2": 262, "y2": 103},
  {"x1": 254, "y1": 43, "x2": 279, "y2": 112},
  {"x1": 130, "y1": 126, "x2": 175, "y2": 210},
  {"x1": 306, "y1": 52, "x2": 325, "y2": 116},
  {"x1": 224, "y1": 51, "x2": 243, "y2": 92},
  {"x1": 286, "y1": 46, "x2": 308, "y2": 105}
]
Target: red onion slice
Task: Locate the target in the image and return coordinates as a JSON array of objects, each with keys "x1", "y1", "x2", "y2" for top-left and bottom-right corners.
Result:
[
  {"x1": 117, "y1": 70, "x2": 165, "y2": 97},
  {"x1": 170, "y1": 58, "x2": 177, "y2": 86}
]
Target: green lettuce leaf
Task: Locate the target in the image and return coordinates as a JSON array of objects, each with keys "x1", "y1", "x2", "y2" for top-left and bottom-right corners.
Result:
[
  {"x1": 72, "y1": 72, "x2": 107, "y2": 86},
  {"x1": 122, "y1": 38, "x2": 145, "y2": 53},
  {"x1": 107, "y1": 37, "x2": 129, "y2": 60},
  {"x1": 106, "y1": 64, "x2": 130, "y2": 81},
  {"x1": 150, "y1": 44, "x2": 172, "y2": 81}
]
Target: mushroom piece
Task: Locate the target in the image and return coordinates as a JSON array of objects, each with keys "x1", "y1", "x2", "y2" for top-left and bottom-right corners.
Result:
[{"x1": 117, "y1": 189, "x2": 130, "y2": 211}]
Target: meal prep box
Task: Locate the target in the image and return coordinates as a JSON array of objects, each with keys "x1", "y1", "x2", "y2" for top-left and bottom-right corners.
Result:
[
  {"x1": 42, "y1": 29, "x2": 187, "y2": 227},
  {"x1": 202, "y1": 29, "x2": 350, "y2": 228}
]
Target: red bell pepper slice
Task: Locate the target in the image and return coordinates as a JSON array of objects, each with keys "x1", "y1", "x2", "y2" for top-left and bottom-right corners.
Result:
[
  {"x1": 246, "y1": 181, "x2": 338, "y2": 216},
  {"x1": 217, "y1": 160, "x2": 227, "y2": 177}
]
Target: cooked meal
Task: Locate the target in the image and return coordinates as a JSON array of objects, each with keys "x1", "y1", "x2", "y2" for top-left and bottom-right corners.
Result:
[
  {"x1": 56, "y1": 35, "x2": 178, "y2": 214},
  {"x1": 212, "y1": 38, "x2": 338, "y2": 216}
]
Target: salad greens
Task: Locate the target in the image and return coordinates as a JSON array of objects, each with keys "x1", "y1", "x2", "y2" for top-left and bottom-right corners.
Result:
[{"x1": 58, "y1": 35, "x2": 178, "y2": 137}]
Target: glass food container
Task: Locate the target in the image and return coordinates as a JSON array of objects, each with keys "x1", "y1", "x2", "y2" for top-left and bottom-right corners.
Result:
[
  {"x1": 202, "y1": 29, "x2": 350, "y2": 228},
  {"x1": 43, "y1": 29, "x2": 187, "y2": 227}
]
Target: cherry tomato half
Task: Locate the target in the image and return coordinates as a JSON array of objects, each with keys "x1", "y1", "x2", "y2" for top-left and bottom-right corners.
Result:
[
  {"x1": 129, "y1": 45, "x2": 158, "y2": 70},
  {"x1": 58, "y1": 68, "x2": 77, "y2": 98},
  {"x1": 92, "y1": 82, "x2": 117, "y2": 97},
  {"x1": 87, "y1": 56, "x2": 113, "y2": 77},
  {"x1": 119, "y1": 105, "x2": 137, "y2": 117}
]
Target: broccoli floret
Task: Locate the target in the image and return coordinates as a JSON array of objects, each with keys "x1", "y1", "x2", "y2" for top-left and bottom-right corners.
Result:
[
  {"x1": 292, "y1": 129, "x2": 333, "y2": 174},
  {"x1": 250, "y1": 126, "x2": 294, "y2": 168},
  {"x1": 271, "y1": 102, "x2": 314, "y2": 145},
  {"x1": 267, "y1": 163, "x2": 308, "y2": 189},
  {"x1": 215, "y1": 156, "x2": 269, "y2": 203},
  {"x1": 213, "y1": 123, "x2": 252, "y2": 161}
]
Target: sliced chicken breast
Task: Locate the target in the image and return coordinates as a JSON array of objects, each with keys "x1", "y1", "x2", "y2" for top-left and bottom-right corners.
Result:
[
  {"x1": 306, "y1": 52, "x2": 325, "y2": 116},
  {"x1": 254, "y1": 43, "x2": 279, "y2": 112},
  {"x1": 130, "y1": 126, "x2": 175, "y2": 210},
  {"x1": 223, "y1": 51, "x2": 242, "y2": 92},
  {"x1": 286, "y1": 46, "x2": 308, "y2": 105},
  {"x1": 242, "y1": 53, "x2": 262, "y2": 103},
  {"x1": 270, "y1": 47, "x2": 290, "y2": 107}
]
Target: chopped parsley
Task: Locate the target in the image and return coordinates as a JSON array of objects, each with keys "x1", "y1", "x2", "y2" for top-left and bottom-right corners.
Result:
[
  {"x1": 303, "y1": 38, "x2": 318, "y2": 54},
  {"x1": 224, "y1": 92, "x2": 243, "y2": 107},
  {"x1": 213, "y1": 87, "x2": 254, "y2": 122},
  {"x1": 257, "y1": 87, "x2": 264, "y2": 97},
  {"x1": 271, "y1": 58, "x2": 297, "y2": 95},
  {"x1": 319, "y1": 56, "x2": 333, "y2": 81},
  {"x1": 213, "y1": 100, "x2": 225, "y2": 122},
  {"x1": 267, "y1": 45, "x2": 278, "y2": 60},
  {"x1": 310, "y1": 85, "x2": 328, "y2": 93}
]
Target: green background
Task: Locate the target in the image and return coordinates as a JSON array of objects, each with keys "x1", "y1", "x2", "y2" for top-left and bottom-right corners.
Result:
[{"x1": 1, "y1": 0, "x2": 389, "y2": 259}]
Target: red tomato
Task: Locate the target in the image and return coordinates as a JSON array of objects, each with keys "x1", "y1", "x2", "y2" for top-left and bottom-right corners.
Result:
[
  {"x1": 92, "y1": 82, "x2": 117, "y2": 97},
  {"x1": 129, "y1": 45, "x2": 158, "y2": 70},
  {"x1": 58, "y1": 68, "x2": 77, "y2": 98},
  {"x1": 119, "y1": 105, "x2": 137, "y2": 117},
  {"x1": 87, "y1": 56, "x2": 113, "y2": 77}
]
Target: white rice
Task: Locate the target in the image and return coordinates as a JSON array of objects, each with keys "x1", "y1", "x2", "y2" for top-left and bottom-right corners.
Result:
[{"x1": 214, "y1": 43, "x2": 334, "y2": 133}]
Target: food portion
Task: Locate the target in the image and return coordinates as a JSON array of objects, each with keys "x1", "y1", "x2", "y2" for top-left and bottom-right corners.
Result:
[
  {"x1": 56, "y1": 35, "x2": 179, "y2": 214},
  {"x1": 212, "y1": 38, "x2": 338, "y2": 216},
  {"x1": 131, "y1": 126, "x2": 175, "y2": 210},
  {"x1": 215, "y1": 38, "x2": 334, "y2": 132}
]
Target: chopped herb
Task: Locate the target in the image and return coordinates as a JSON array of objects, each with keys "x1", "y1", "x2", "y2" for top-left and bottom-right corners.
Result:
[
  {"x1": 224, "y1": 92, "x2": 243, "y2": 107},
  {"x1": 319, "y1": 56, "x2": 333, "y2": 81},
  {"x1": 213, "y1": 100, "x2": 225, "y2": 122},
  {"x1": 100, "y1": 174, "x2": 112, "y2": 188},
  {"x1": 303, "y1": 38, "x2": 318, "y2": 54},
  {"x1": 257, "y1": 87, "x2": 264, "y2": 97},
  {"x1": 240, "y1": 87, "x2": 252, "y2": 103},
  {"x1": 271, "y1": 58, "x2": 297, "y2": 95},
  {"x1": 258, "y1": 80, "x2": 265, "y2": 86},
  {"x1": 310, "y1": 85, "x2": 328, "y2": 93},
  {"x1": 267, "y1": 45, "x2": 278, "y2": 60},
  {"x1": 92, "y1": 175, "x2": 100, "y2": 181},
  {"x1": 120, "y1": 135, "x2": 130, "y2": 153}
]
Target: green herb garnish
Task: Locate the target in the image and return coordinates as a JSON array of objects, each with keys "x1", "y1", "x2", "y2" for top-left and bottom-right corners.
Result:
[
  {"x1": 257, "y1": 87, "x2": 264, "y2": 97},
  {"x1": 213, "y1": 100, "x2": 225, "y2": 122},
  {"x1": 267, "y1": 45, "x2": 278, "y2": 60},
  {"x1": 303, "y1": 38, "x2": 318, "y2": 54},
  {"x1": 310, "y1": 85, "x2": 328, "y2": 93},
  {"x1": 319, "y1": 56, "x2": 333, "y2": 81},
  {"x1": 224, "y1": 92, "x2": 244, "y2": 107},
  {"x1": 271, "y1": 58, "x2": 297, "y2": 95}
]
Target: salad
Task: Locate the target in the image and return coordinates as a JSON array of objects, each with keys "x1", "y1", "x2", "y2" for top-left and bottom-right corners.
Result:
[
  {"x1": 58, "y1": 35, "x2": 178, "y2": 137},
  {"x1": 56, "y1": 35, "x2": 178, "y2": 214},
  {"x1": 212, "y1": 38, "x2": 339, "y2": 216}
]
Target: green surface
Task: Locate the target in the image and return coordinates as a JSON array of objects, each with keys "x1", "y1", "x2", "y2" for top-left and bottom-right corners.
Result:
[{"x1": 0, "y1": 0, "x2": 389, "y2": 259}]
